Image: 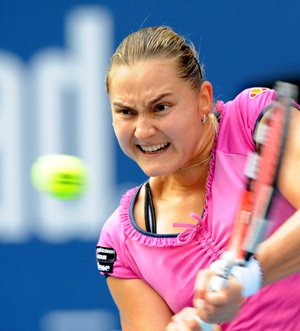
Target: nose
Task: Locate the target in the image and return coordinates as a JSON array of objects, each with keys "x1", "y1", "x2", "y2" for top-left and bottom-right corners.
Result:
[{"x1": 135, "y1": 115, "x2": 156, "y2": 140}]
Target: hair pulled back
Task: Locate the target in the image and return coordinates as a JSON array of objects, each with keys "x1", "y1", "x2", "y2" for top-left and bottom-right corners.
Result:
[{"x1": 106, "y1": 27, "x2": 204, "y2": 93}]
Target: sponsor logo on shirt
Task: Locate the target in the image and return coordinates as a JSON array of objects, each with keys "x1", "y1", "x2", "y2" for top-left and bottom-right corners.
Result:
[
  {"x1": 96, "y1": 246, "x2": 116, "y2": 273},
  {"x1": 249, "y1": 88, "x2": 269, "y2": 99}
]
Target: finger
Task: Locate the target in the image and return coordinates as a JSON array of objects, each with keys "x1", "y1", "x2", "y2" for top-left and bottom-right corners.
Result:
[
  {"x1": 194, "y1": 269, "x2": 214, "y2": 300},
  {"x1": 196, "y1": 298, "x2": 241, "y2": 324},
  {"x1": 193, "y1": 315, "x2": 206, "y2": 331},
  {"x1": 165, "y1": 323, "x2": 188, "y2": 331},
  {"x1": 205, "y1": 290, "x2": 230, "y2": 306},
  {"x1": 166, "y1": 308, "x2": 203, "y2": 331},
  {"x1": 205, "y1": 277, "x2": 243, "y2": 306},
  {"x1": 166, "y1": 316, "x2": 187, "y2": 331},
  {"x1": 166, "y1": 320, "x2": 201, "y2": 331},
  {"x1": 194, "y1": 271, "x2": 243, "y2": 324}
]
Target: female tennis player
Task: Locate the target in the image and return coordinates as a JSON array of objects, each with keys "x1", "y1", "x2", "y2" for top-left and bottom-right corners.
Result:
[{"x1": 96, "y1": 27, "x2": 300, "y2": 330}]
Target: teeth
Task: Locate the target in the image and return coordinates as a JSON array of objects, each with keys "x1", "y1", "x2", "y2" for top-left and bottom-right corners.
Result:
[{"x1": 140, "y1": 143, "x2": 169, "y2": 153}]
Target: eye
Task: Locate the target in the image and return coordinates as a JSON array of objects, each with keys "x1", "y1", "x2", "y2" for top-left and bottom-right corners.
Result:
[
  {"x1": 115, "y1": 108, "x2": 134, "y2": 115},
  {"x1": 120, "y1": 109, "x2": 132, "y2": 115},
  {"x1": 156, "y1": 104, "x2": 169, "y2": 112}
]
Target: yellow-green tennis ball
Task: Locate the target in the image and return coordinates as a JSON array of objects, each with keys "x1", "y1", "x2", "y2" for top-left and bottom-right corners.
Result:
[{"x1": 31, "y1": 154, "x2": 89, "y2": 200}]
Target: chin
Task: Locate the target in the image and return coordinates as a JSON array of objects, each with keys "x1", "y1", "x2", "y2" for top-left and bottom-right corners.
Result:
[{"x1": 141, "y1": 165, "x2": 176, "y2": 178}]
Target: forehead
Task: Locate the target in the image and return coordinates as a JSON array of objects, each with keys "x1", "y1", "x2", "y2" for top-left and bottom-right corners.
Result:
[{"x1": 108, "y1": 58, "x2": 184, "y2": 100}]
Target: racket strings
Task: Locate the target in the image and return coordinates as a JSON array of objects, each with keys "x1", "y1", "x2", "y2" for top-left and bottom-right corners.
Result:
[{"x1": 228, "y1": 83, "x2": 296, "y2": 264}]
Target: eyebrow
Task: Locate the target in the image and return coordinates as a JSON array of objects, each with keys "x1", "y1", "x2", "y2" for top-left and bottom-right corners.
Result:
[
  {"x1": 146, "y1": 93, "x2": 172, "y2": 107},
  {"x1": 112, "y1": 93, "x2": 173, "y2": 110},
  {"x1": 113, "y1": 102, "x2": 130, "y2": 109}
]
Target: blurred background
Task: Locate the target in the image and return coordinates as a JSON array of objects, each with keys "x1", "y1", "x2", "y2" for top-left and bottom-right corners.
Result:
[{"x1": 0, "y1": 1, "x2": 299, "y2": 330}]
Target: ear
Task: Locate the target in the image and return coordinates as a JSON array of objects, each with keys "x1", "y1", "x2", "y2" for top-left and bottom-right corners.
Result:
[{"x1": 199, "y1": 81, "x2": 213, "y2": 116}]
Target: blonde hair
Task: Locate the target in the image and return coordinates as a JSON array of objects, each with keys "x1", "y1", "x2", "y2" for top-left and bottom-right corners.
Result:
[{"x1": 106, "y1": 27, "x2": 204, "y2": 93}]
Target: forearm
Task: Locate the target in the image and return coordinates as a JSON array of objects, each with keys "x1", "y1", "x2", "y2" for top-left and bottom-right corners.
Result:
[{"x1": 256, "y1": 209, "x2": 300, "y2": 286}]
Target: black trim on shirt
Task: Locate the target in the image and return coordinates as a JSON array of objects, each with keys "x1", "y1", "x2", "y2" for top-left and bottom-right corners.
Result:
[
  {"x1": 144, "y1": 181, "x2": 157, "y2": 233},
  {"x1": 253, "y1": 104, "x2": 300, "y2": 145},
  {"x1": 129, "y1": 184, "x2": 178, "y2": 238}
]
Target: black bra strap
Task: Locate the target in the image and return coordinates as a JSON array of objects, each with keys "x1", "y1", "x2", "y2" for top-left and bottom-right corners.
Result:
[{"x1": 144, "y1": 182, "x2": 157, "y2": 233}]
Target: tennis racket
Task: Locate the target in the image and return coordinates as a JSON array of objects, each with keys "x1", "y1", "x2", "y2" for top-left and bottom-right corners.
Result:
[{"x1": 199, "y1": 81, "x2": 298, "y2": 331}]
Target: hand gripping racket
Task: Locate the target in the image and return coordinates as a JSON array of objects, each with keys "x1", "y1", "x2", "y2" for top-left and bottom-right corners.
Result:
[{"x1": 199, "y1": 81, "x2": 298, "y2": 331}]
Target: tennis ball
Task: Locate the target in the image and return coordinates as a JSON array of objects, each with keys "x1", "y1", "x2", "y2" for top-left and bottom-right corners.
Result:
[{"x1": 31, "y1": 154, "x2": 89, "y2": 200}]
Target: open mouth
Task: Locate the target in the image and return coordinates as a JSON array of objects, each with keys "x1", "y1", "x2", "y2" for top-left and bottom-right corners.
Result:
[{"x1": 138, "y1": 143, "x2": 170, "y2": 155}]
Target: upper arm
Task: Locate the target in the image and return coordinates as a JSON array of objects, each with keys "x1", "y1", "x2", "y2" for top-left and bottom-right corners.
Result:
[
  {"x1": 107, "y1": 276, "x2": 173, "y2": 331},
  {"x1": 277, "y1": 106, "x2": 300, "y2": 209}
]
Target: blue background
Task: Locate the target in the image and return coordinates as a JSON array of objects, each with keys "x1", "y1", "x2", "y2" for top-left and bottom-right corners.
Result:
[{"x1": 0, "y1": 1, "x2": 299, "y2": 330}]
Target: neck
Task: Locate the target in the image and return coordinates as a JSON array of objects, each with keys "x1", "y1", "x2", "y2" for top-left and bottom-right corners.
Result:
[{"x1": 177, "y1": 154, "x2": 213, "y2": 171}]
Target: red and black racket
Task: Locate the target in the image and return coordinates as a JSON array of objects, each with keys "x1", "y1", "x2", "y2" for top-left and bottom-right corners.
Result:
[
  {"x1": 200, "y1": 81, "x2": 298, "y2": 331},
  {"x1": 236, "y1": 81, "x2": 298, "y2": 262}
]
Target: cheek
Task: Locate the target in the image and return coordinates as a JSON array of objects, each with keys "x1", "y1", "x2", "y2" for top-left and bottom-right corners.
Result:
[
  {"x1": 177, "y1": 120, "x2": 202, "y2": 154},
  {"x1": 114, "y1": 126, "x2": 126, "y2": 145},
  {"x1": 172, "y1": 112, "x2": 200, "y2": 139},
  {"x1": 113, "y1": 124, "x2": 134, "y2": 154},
  {"x1": 113, "y1": 119, "x2": 128, "y2": 138}
]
